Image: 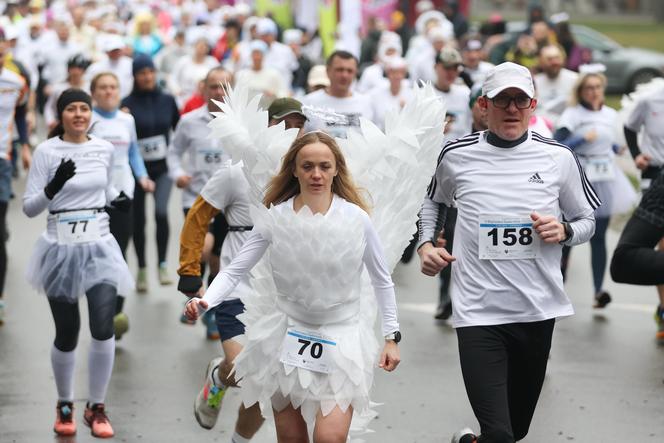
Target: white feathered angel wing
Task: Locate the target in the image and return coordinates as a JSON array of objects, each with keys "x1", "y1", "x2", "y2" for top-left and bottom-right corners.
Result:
[
  {"x1": 337, "y1": 83, "x2": 446, "y2": 270},
  {"x1": 207, "y1": 80, "x2": 300, "y2": 203}
]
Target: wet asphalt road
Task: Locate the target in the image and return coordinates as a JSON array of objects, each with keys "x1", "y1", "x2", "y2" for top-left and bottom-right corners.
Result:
[{"x1": 1, "y1": 175, "x2": 663, "y2": 443}]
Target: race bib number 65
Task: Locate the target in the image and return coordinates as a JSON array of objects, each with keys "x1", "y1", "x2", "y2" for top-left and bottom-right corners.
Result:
[
  {"x1": 280, "y1": 328, "x2": 337, "y2": 374},
  {"x1": 478, "y1": 215, "x2": 541, "y2": 260}
]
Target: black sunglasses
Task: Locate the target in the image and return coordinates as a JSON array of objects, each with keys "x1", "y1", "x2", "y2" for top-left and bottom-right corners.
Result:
[{"x1": 489, "y1": 94, "x2": 533, "y2": 110}]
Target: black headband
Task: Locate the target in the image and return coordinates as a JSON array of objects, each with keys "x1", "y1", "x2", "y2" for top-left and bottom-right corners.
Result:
[{"x1": 56, "y1": 88, "x2": 92, "y2": 117}]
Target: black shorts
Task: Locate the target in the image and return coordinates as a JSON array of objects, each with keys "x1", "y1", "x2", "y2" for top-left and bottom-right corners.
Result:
[{"x1": 214, "y1": 298, "x2": 245, "y2": 342}]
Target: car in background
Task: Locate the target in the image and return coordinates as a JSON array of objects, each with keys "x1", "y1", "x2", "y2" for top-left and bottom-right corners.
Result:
[{"x1": 504, "y1": 22, "x2": 664, "y2": 93}]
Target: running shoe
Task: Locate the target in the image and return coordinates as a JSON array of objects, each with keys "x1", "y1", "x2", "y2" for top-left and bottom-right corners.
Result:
[
  {"x1": 83, "y1": 403, "x2": 114, "y2": 438},
  {"x1": 593, "y1": 291, "x2": 612, "y2": 309},
  {"x1": 158, "y1": 264, "x2": 173, "y2": 286},
  {"x1": 194, "y1": 357, "x2": 226, "y2": 429},
  {"x1": 113, "y1": 312, "x2": 129, "y2": 340},
  {"x1": 0, "y1": 299, "x2": 5, "y2": 326},
  {"x1": 655, "y1": 305, "x2": 664, "y2": 342},
  {"x1": 136, "y1": 268, "x2": 148, "y2": 293},
  {"x1": 53, "y1": 401, "x2": 76, "y2": 436},
  {"x1": 203, "y1": 310, "x2": 220, "y2": 340},
  {"x1": 451, "y1": 427, "x2": 477, "y2": 443}
]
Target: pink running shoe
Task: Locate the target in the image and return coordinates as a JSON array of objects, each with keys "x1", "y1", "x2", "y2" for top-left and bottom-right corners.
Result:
[{"x1": 83, "y1": 403, "x2": 114, "y2": 438}]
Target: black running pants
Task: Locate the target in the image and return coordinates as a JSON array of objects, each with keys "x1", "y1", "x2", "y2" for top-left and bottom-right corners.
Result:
[
  {"x1": 611, "y1": 215, "x2": 664, "y2": 285},
  {"x1": 456, "y1": 319, "x2": 555, "y2": 443}
]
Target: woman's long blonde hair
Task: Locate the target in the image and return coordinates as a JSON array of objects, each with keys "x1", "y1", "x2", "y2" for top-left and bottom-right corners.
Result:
[{"x1": 263, "y1": 131, "x2": 369, "y2": 213}]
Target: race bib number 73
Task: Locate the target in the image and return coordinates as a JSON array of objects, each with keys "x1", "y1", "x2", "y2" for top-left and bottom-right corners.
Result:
[
  {"x1": 280, "y1": 328, "x2": 337, "y2": 374},
  {"x1": 478, "y1": 215, "x2": 541, "y2": 260}
]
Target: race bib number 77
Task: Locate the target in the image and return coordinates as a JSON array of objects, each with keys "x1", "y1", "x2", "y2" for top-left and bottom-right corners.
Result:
[{"x1": 478, "y1": 215, "x2": 541, "y2": 260}]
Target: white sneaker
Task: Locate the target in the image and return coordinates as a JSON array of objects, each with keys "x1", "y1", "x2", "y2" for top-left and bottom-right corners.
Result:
[
  {"x1": 451, "y1": 427, "x2": 476, "y2": 443},
  {"x1": 194, "y1": 357, "x2": 225, "y2": 429}
]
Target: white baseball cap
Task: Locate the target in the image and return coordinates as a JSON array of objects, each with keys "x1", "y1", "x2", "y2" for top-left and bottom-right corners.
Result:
[{"x1": 482, "y1": 62, "x2": 535, "y2": 98}]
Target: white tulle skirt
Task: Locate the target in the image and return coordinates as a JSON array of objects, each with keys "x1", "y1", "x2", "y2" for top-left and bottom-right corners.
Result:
[
  {"x1": 590, "y1": 167, "x2": 638, "y2": 218},
  {"x1": 233, "y1": 282, "x2": 380, "y2": 437},
  {"x1": 26, "y1": 232, "x2": 134, "y2": 302}
]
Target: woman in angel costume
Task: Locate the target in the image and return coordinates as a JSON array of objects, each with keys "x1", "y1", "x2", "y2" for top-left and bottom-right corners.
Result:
[{"x1": 185, "y1": 80, "x2": 446, "y2": 440}]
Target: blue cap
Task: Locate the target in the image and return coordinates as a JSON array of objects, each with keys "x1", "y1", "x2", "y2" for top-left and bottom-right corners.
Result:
[{"x1": 132, "y1": 54, "x2": 155, "y2": 75}]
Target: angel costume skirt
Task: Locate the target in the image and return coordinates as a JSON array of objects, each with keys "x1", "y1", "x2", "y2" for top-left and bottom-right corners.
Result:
[
  {"x1": 26, "y1": 215, "x2": 134, "y2": 302},
  {"x1": 232, "y1": 198, "x2": 381, "y2": 430}
]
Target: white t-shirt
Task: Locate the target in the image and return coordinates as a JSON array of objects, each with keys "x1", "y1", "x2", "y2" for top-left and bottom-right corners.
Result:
[
  {"x1": 557, "y1": 104, "x2": 618, "y2": 157},
  {"x1": 168, "y1": 106, "x2": 228, "y2": 208},
  {"x1": 0, "y1": 69, "x2": 24, "y2": 159},
  {"x1": 434, "y1": 84, "x2": 472, "y2": 142},
  {"x1": 368, "y1": 82, "x2": 414, "y2": 131},
  {"x1": 235, "y1": 67, "x2": 288, "y2": 107},
  {"x1": 301, "y1": 89, "x2": 374, "y2": 139},
  {"x1": 625, "y1": 87, "x2": 664, "y2": 166},
  {"x1": 423, "y1": 130, "x2": 599, "y2": 327},
  {"x1": 89, "y1": 110, "x2": 139, "y2": 198},
  {"x1": 200, "y1": 161, "x2": 253, "y2": 302},
  {"x1": 534, "y1": 69, "x2": 578, "y2": 123}
]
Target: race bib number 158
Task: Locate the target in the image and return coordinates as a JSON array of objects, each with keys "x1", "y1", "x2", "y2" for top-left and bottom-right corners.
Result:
[{"x1": 478, "y1": 215, "x2": 541, "y2": 260}]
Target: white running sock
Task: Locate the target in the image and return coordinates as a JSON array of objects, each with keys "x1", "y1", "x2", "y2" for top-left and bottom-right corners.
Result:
[
  {"x1": 231, "y1": 431, "x2": 251, "y2": 443},
  {"x1": 88, "y1": 337, "x2": 115, "y2": 404},
  {"x1": 51, "y1": 345, "x2": 76, "y2": 402}
]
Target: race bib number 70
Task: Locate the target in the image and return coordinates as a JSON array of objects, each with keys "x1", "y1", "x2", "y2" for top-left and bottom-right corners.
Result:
[
  {"x1": 280, "y1": 328, "x2": 337, "y2": 374},
  {"x1": 478, "y1": 215, "x2": 541, "y2": 260}
]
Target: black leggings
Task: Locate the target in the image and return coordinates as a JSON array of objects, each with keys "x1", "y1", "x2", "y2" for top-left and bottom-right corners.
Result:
[
  {"x1": 457, "y1": 319, "x2": 555, "y2": 443},
  {"x1": 611, "y1": 216, "x2": 664, "y2": 285},
  {"x1": 0, "y1": 201, "x2": 7, "y2": 295},
  {"x1": 48, "y1": 283, "x2": 117, "y2": 352}
]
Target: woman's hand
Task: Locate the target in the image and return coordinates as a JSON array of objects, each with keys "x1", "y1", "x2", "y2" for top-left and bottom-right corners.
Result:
[
  {"x1": 379, "y1": 341, "x2": 400, "y2": 372},
  {"x1": 184, "y1": 298, "x2": 208, "y2": 321},
  {"x1": 139, "y1": 176, "x2": 155, "y2": 192}
]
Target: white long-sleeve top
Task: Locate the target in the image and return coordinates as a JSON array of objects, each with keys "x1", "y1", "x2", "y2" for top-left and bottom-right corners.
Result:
[
  {"x1": 23, "y1": 135, "x2": 119, "y2": 237},
  {"x1": 201, "y1": 195, "x2": 399, "y2": 336},
  {"x1": 420, "y1": 130, "x2": 598, "y2": 327}
]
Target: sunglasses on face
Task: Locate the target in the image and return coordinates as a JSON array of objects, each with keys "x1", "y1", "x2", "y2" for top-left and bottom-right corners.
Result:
[{"x1": 489, "y1": 94, "x2": 533, "y2": 110}]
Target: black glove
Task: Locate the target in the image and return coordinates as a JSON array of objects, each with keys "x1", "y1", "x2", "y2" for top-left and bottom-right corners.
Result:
[
  {"x1": 44, "y1": 158, "x2": 76, "y2": 199},
  {"x1": 109, "y1": 191, "x2": 132, "y2": 212},
  {"x1": 178, "y1": 275, "x2": 203, "y2": 295}
]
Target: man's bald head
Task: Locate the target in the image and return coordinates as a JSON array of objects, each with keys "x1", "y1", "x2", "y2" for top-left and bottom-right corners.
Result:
[{"x1": 538, "y1": 45, "x2": 565, "y2": 79}]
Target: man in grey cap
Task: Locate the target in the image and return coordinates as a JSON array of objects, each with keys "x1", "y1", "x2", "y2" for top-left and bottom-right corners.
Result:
[{"x1": 417, "y1": 62, "x2": 599, "y2": 443}]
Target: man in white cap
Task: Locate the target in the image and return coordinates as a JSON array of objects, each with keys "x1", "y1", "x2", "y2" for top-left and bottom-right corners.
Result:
[
  {"x1": 256, "y1": 17, "x2": 297, "y2": 94},
  {"x1": 85, "y1": 35, "x2": 133, "y2": 98},
  {"x1": 417, "y1": 62, "x2": 599, "y2": 443}
]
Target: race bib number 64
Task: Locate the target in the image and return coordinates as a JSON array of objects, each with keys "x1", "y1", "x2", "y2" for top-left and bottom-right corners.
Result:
[
  {"x1": 280, "y1": 328, "x2": 337, "y2": 374},
  {"x1": 478, "y1": 215, "x2": 541, "y2": 260}
]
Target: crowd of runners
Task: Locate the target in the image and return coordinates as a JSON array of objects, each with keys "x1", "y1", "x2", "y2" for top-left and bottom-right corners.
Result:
[{"x1": 1, "y1": 1, "x2": 663, "y2": 442}]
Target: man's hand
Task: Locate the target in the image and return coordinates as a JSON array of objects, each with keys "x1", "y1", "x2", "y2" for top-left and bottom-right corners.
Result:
[
  {"x1": 418, "y1": 242, "x2": 456, "y2": 276},
  {"x1": 531, "y1": 211, "x2": 565, "y2": 243},
  {"x1": 635, "y1": 153, "x2": 651, "y2": 171},
  {"x1": 139, "y1": 176, "x2": 156, "y2": 192},
  {"x1": 176, "y1": 175, "x2": 192, "y2": 189},
  {"x1": 21, "y1": 144, "x2": 32, "y2": 170}
]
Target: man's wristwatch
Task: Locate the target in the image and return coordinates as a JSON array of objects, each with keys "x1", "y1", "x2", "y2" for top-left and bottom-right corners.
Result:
[
  {"x1": 384, "y1": 331, "x2": 401, "y2": 343},
  {"x1": 560, "y1": 221, "x2": 574, "y2": 243}
]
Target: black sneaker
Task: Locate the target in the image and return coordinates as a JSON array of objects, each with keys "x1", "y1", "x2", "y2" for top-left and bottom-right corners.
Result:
[{"x1": 593, "y1": 291, "x2": 612, "y2": 309}]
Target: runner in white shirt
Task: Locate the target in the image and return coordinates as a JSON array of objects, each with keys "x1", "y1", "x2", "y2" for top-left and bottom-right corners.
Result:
[
  {"x1": 45, "y1": 55, "x2": 90, "y2": 131},
  {"x1": 555, "y1": 69, "x2": 637, "y2": 308},
  {"x1": 23, "y1": 89, "x2": 133, "y2": 439},
  {"x1": 418, "y1": 63, "x2": 598, "y2": 443},
  {"x1": 368, "y1": 56, "x2": 413, "y2": 131},
  {"x1": 433, "y1": 47, "x2": 472, "y2": 143},
  {"x1": 461, "y1": 39, "x2": 494, "y2": 89},
  {"x1": 85, "y1": 36, "x2": 134, "y2": 99},
  {"x1": 89, "y1": 72, "x2": 155, "y2": 341},
  {"x1": 168, "y1": 67, "x2": 233, "y2": 339},
  {"x1": 533, "y1": 45, "x2": 578, "y2": 125},
  {"x1": 301, "y1": 50, "x2": 374, "y2": 139},
  {"x1": 235, "y1": 40, "x2": 288, "y2": 108}
]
